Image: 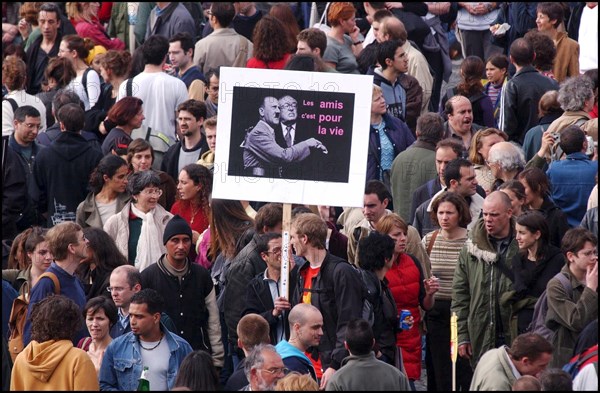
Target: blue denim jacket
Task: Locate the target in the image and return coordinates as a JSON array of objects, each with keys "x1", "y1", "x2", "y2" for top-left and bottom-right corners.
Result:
[
  {"x1": 99, "y1": 323, "x2": 192, "y2": 391},
  {"x1": 547, "y1": 152, "x2": 597, "y2": 227}
]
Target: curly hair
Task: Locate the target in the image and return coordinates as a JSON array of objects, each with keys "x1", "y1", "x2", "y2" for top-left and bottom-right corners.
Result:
[
  {"x1": 457, "y1": 56, "x2": 485, "y2": 97},
  {"x1": 178, "y1": 163, "x2": 213, "y2": 221},
  {"x1": 557, "y1": 75, "x2": 595, "y2": 111},
  {"x1": 2, "y1": 56, "x2": 26, "y2": 90},
  {"x1": 358, "y1": 231, "x2": 395, "y2": 272},
  {"x1": 524, "y1": 30, "x2": 556, "y2": 72},
  {"x1": 252, "y1": 15, "x2": 290, "y2": 63},
  {"x1": 30, "y1": 295, "x2": 83, "y2": 343},
  {"x1": 99, "y1": 50, "x2": 132, "y2": 79},
  {"x1": 88, "y1": 154, "x2": 128, "y2": 194},
  {"x1": 269, "y1": 4, "x2": 299, "y2": 54}
]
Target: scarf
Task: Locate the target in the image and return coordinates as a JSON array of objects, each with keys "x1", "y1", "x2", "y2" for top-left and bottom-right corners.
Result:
[{"x1": 131, "y1": 204, "x2": 164, "y2": 272}]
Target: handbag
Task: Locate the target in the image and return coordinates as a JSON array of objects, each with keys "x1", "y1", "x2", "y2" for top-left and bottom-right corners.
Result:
[{"x1": 313, "y1": 2, "x2": 331, "y2": 33}]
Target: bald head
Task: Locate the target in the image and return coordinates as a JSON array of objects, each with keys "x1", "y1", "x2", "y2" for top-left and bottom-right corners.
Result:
[
  {"x1": 380, "y1": 16, "x2": 407, "y2": 43},
  {"x1": 482, "y1": 191, "x2": 513, "y2": 238},
  {"x1": 288, "y1": 303, "x2": 321, "y2": 325}
]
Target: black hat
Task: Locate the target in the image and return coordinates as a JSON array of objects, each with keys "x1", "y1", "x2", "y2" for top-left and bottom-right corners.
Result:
[{"x1": 163, "y1": 215, "x2": 192, "y2": 244}]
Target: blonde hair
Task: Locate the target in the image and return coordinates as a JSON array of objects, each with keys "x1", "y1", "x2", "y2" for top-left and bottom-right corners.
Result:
[
  {"x1": 275, "y1": 372, "x2": 319, "y2": 391},
  {"x1": 468, "y1": 128, "x2": 508, "y2": 165},
  {"x1": 376, "y1": 213, "x2": 408, "y2": 235}
]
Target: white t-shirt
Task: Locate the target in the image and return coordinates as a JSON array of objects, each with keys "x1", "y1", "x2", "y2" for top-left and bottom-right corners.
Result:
[
  {"x1": 96, "y1": 199, "x2": 118, "y2": 227},
  {"x1": 2, "y1": 90, "x2": 48, "y2": 136},
  {"x1": 578, "y1": 4, "x2": 598, "y2": 73},
  {"x1": 117, "y1": 71, "x2": 188, "y2": 143},
  {"x1": 66, "y1": 69, "x2": 101, "y2": 111}
]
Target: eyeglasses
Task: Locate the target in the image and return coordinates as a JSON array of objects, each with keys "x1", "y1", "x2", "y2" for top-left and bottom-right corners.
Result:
[
  {"x1": 19, "y1": 122, "x2": 41, "y2": 129},
  {"x1": 280, "y1": 103, "x2": 297, "y2": 110},
  {"x1": 106, "y1": 286, "x2": 129, "y2": 293},
  {"x1": 266, "y1": 247, "x2": 282, "y2": 255},
  {"x1": 260, "y1": 367, "x2": 289, "y2": 375},
  {"x1": 140, "y1": 188, "x2": 163, "y2": 197},
  {"x1": 579, "y1": 249, "x2": 598, "y2": 258}
]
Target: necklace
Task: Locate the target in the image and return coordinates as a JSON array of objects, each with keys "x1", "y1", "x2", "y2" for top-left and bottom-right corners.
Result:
[
  {"x1": 190, "y1": 204, "x2": 200, "y2": 225},
  {"x1": 138, "y1": 334, "x2": 163, "y2": 351}
]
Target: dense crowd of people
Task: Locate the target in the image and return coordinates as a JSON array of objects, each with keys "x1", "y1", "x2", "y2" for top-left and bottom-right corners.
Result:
[{"x1": 2, "y1": 2, "x2": 598, "y2": 391}]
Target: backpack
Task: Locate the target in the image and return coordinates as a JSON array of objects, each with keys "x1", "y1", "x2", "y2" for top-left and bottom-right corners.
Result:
[
  {"x1": 356, "y1": 267, "x2": 382, "y2": 327},
  {"x1": 562, "y1": 344, "x2": 598, "y2": 380},
  {"x1": 527, "y1": 272, "x2": 572, "y2": 342},
  {"x1": 82, "y1": 68, "x2": 110, "y2": 136},
  {"x1": 7, "y1": 272, "x2": 61, "y2": 362}
]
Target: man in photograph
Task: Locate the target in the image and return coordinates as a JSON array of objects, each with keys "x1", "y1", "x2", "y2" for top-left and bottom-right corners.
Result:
[{"x1": 242, "y1": 96, "x2": 327, "y2": 178}]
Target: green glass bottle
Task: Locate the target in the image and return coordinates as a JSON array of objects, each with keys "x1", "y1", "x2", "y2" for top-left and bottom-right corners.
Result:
[{"x1": 137, "y1": 366, "x2": 150, "y2": 391}]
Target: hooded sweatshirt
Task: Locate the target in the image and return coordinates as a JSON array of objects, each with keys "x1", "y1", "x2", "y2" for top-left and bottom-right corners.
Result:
[
  {"x1": 33, "y1": 131, "x2": 103, "y2": 227},
  {"x1": 10, "y1": 339, "x2": 99, "y2": 391}
]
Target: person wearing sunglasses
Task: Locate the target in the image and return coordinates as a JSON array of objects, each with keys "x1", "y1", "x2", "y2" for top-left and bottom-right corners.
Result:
[{"x1": 104, "y1": 170, "x2": 173, "y2": 271}]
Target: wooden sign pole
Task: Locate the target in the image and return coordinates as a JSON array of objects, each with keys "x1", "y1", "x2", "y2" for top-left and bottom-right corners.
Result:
[{"x1": 280, "y1": 203, "x2": 292, "y2": 300}]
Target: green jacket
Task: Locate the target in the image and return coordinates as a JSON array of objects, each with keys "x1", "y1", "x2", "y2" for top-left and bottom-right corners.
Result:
[
  {"x1": 451, "y1": 217, "x2": 518, "y2": 368},
  {"x1": 546, "y1": 264, "x2": 598, "y2": 368}
]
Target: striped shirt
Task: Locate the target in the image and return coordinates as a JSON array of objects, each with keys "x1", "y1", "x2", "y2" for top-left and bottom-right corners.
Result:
[{"x1": 422, "y1": 231, "x2": 468, "y2": 301}]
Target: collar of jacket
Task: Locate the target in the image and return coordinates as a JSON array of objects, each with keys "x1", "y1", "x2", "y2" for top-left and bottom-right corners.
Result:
[{"x1": 467, "y1": 216, "x2": 516, "y2": 264}]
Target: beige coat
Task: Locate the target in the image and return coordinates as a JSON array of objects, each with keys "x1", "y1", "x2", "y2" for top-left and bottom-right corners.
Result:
[{"x1": 103, "y1": 201, "x2": 172, "y2": 270}]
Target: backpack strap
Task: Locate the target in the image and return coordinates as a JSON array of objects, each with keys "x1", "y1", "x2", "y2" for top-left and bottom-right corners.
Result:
[
  {"x1": 3, "y1": 97, "x2": 18, "y2": 112},
  {"x1": 554, "y1": 272, "x2": 573, "y2": 298},
  {"x1": 38, "y1": 272, "x2": 61, "y2": 294},
  {"x1": 126, "y1": 78, "x2": 134, "y2": 97},
  {"x1": 426, "y1": 230, "x2": 439, "y2": 257},
  {"x1": 82, "y1": 68, "x2": 91, "y2": 99}
]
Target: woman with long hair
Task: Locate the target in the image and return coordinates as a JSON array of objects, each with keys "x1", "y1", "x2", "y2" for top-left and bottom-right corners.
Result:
[
  {"x1": 66, "y1": 2, "x2": 125, "y2": 50},
  {"x1": 97, "y1": 49, "x2": 132, "y2": 136},
  {"x1": 518, "y1": 167, "x2": 570, "y2": 248},
  {"x1": 103, "y1": 170, "x2": 173, "y2": 271},
  {"x1": 58, "y1": 34, "x2": 101, "y2": 111},
  {"x1": 469, "y1": 127, "x2": 509, "y2": 195},
  {"x1": 422, "y1": 192, "x2": 473, "y2": 391},
  {"x1": 76, "y1": 154, "x2": 130, "y2": 229},
  {"x1": 504, "y1": 210, "x2": 566, "y2": 339},
  {"x1": 173, "y1": 350, "x2": 221, "y2": 391},
  {"x1": 443, "y1": 55, "x2": 495, "y2": 127},
  {"x1": 173, "y1": 164, "x2": 213, "y2": 256},
  {"x1": 101, "y1": 96, "x2": 145, "y2": 156},
  {"x1": 76, "y1": 226, "x2": 128, "y2": 299},
  {"x1": 376, "y1": 213, "x2": 438, "y2": 389},
  {"x1": 2, "y1": 227, "x2": 52, "y2": 297},
  {"x1": 498, "y1": 179, "x2": 528, "y2": 217},
  {"x1": 78, "y1": 296, "x2": 118, "y2": 374},
  {"x1": 269, "y1": 4, "x2": 300, "y2": 54},
  {"x1": 246, "y1": 15, "x2": 292, "y2": 69}
]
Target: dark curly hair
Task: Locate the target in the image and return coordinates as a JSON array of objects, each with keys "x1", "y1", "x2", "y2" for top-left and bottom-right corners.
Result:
[
  {"x1": 524, "y1": 30, "x2": 556, "y2": 72},
  {"x1": 30, "y1": 295, "x2": 83, "y2": 343},
  {"x1": 179, "y1": 163, "x2": 213, "y2": 219},
  {"x1": 88, "y1": 154, "x2": 128, "y2": 194},
  {"x1": 251, "y1": 15, "x2": 290, "y2": 63},
  {"x1": 358, "y1": 231, "x2": 395, "y2": 272}
]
